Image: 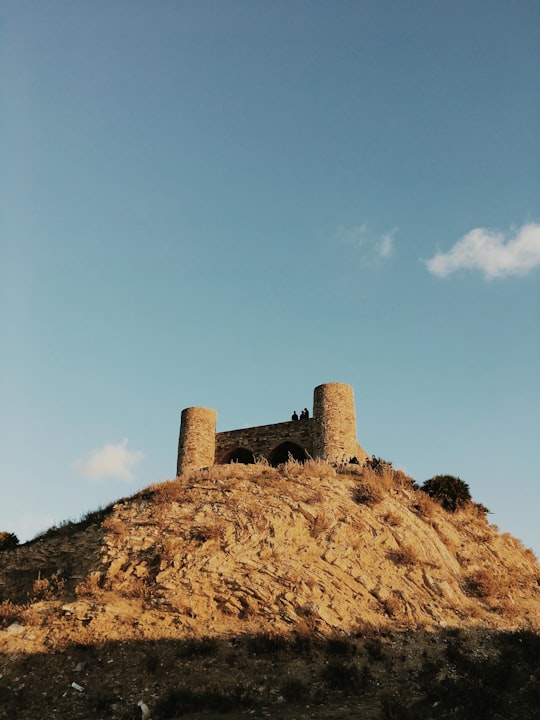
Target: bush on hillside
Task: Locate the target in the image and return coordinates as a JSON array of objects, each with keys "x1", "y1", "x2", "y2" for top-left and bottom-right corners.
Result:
[
  {"x1": 0, "y1": 600, "x2": 22, "y2": 626},
  {"x1": 0, "y1": 532, "x2": 19, "y2": 551},
  {"x1": 365, "y1": 456, "x2": 393, "y2": 475},
  {"x1": 352, "y1": 481, "x2": 384, "y2": 507},
  {"x1": 421, "y1": 475, "x2": 472, "y2": 512}
]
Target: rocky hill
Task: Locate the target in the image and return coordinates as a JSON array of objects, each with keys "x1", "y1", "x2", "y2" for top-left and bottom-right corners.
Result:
[{"x1": 1, "y1": 460, "x2": 540, "y2": 719}]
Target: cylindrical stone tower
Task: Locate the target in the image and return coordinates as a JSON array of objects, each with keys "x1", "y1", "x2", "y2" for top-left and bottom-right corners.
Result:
[
  {"x1": 312, "y1": 382, "x2": 365, "y2": 463},
  {"x1": 176, "y1": 407, "x2": 217, "y2": 475}
]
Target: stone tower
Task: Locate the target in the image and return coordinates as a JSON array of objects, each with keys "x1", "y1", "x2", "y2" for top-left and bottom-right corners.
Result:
[
  {"x1": 176, "y1": 382, "x2": 367, "y2": 474},
  {"x1": 312, "y1": 382, "x2": 361, "y2": 463},
  {"x1": 176, "y1": 407, "x2": 217, "y2": 475}
]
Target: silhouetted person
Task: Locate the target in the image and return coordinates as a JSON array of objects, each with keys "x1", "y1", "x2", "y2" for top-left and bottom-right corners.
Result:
[
  {"x1": 291, "y1": 411, "x2": 299, "y2": 421},
  {"x1": 300, "y1": 408, "x2": 309, "y2": 419}
]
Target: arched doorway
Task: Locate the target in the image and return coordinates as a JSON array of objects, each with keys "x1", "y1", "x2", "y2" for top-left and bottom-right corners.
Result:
[
  {"x1": 268, "y1": 441, "x2": 308, "y2": 467},
  {"x1": 222, "y1": 447, "x2": 256, "y2": 464}
]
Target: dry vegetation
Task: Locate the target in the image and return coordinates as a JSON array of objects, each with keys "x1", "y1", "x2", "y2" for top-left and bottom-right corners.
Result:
[{"x1": 1, "y1": 458, "x2": 540, "y2": 719}]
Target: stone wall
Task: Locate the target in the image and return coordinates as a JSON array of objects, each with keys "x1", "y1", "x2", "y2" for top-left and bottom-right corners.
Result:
[
  {"x1": 177, "y1": 382, "x2": 368, "y2": 474},
  {"x1": 215, "y1": 419, "x2": 315, "y2": 464}
]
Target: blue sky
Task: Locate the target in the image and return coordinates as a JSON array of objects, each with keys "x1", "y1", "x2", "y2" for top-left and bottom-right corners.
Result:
[{"x1": 1, "y1": 1, "x2": 539, "y2": 554}]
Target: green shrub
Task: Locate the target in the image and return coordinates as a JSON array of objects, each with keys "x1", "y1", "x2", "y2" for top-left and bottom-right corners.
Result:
[
  {"x1": 0, "y1": 532, "x2": 19, "y2": 551},
  {"x1": 421, "y1": 475, "x2": 471, "y2": 512}
]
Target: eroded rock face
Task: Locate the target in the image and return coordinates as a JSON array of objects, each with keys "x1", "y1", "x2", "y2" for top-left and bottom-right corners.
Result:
[{"x1": 1, "y1": 461, "x2": 540, "y2": 652}]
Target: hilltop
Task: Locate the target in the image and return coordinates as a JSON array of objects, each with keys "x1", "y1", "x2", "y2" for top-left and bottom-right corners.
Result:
[{"x1": 1, "y1": 460, "x2": 540, "y2": 719}]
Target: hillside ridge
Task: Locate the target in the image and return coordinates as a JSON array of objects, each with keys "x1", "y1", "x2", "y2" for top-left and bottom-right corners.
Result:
[
  {"x1": 2, "y1": 460, "x2": 539, "y2": 644},
  {"x1": 1, "y1": 460, "x2": 540, "y2": 719}
]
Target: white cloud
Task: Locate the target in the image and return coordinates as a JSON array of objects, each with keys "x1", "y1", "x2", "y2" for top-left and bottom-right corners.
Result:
[
  {"x1": 337, "y1": 224, "x2": 396, "y2": 264},
  {"x1": 76, "y1": 438, "x2": 145, "y2": 483},
  {"x1": 425, "y1": 223, "x2": 540, "y2": 279},
  {"x1": 378, "y1": 230, "x2": 395, "y2": 258}
]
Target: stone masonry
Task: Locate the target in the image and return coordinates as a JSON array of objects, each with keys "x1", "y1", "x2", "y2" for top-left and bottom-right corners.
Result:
[{"x1": 176, "y1": 382, "x2": 368, "y2": 475}]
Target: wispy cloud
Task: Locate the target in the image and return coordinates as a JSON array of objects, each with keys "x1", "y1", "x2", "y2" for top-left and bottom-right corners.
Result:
[
  {"x1": 378, "y1": 230, "x2": 395, "y2": 258},
  {"x1": 337, "y1": 224, "x2": 397, "y2": 265},
  {"x1": 76, "y1": 439, "x2": 145, "y2": 483},
  {"x1": 425, "y1": 223, "x2": 540, "y2": 279}
]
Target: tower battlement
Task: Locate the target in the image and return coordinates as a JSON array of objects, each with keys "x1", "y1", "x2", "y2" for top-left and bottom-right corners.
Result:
[{"x1": 176, "y1": 382, "x2": 367, "y2": 475}]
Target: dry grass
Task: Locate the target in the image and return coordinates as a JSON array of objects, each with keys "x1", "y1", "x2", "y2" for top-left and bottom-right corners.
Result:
[
  {"x1": 189, "y1": 522, "x2": 225, "y2": 545},
  {"x1": 0, "y1": 599, "x2": 22, "y2": 626},
  {"x1": 343, "y1": 462, "x2": 416, "y2": 511},
  {"x1": 118, "y1": 576, "x2": 152, "y2": 599},
  {"x1": 412, "y1": 491, "x2": 438, "y2": 519},
  {"x1": 197, "y1": 463, "x2": 275, "y2": 483},
  {"x1": 75, "y1": 571, "x2": 104, "y2": 598},
  {"x1": 283, "y1": 458, "x2": 336, "y2": 479},
  {"x1": 0, "y1": 599, "x2": 48, "y2": 629},
  {"x1": 153, "y1": 478, "x2": 186, "y2": 504},
  {"x1": 388, "y1": 544, "x2": 419, "y2": 566},
  {"x1": 463, "y1": 569, "x2": 499, "y2": 599},
  {"x1": 382, "y1": 594, "x2": 402, "y2": 617},
  {"x1": 31, "y1": 572, "x2": 66, "y2": 601},
  {"x1": 461, "y1": 567, "x2": 533, "y2": 620},
  {"x1": 310, "y1": 510, "x2": 332, "y2": 538},
  {"x1": 381, "y1": 511, "x2": 401, "y2": 527},
  {"x1": 392, "y1": 469, "x2": 415, "y2": 488},
  {"x1": 352, "y1": 481, "x2": 384, "y2": 507},
  {"x1": 102, "y1": 516, "x2": 129, "y2": 539}
]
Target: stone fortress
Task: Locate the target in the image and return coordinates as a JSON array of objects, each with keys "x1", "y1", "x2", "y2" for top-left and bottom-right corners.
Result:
[{"x1": 177, "y1": 382, "x2": 368, "y2": 475}]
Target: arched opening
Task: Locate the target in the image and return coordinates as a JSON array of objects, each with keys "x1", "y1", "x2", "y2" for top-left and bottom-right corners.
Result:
[
  {"x1": 222, "y1": 447, "x2": 256, "y2": 465},
  {"x1": 268, "y1": 441, "x2": 308, "y2": 467}
]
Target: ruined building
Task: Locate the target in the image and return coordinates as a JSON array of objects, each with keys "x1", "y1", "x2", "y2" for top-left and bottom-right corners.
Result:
[{"x1": 176, "y1": 382, "x2": 368, "y2": 474}]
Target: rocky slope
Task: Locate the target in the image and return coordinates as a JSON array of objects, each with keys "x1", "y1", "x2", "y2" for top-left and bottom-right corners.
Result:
[{"x1": 1, "y1": 460, "x2": 539, "y2": 719}]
